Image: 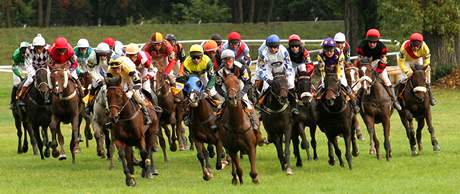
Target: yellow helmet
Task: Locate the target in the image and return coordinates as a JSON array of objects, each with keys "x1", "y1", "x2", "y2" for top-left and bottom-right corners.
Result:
[
  {"x1": 125, "y1": 43, "x2": 140, "y2": 55},
  {"x1": 189, "y1": 44, "x2": 204, "y2": 56},
  {"x1": 109, "y1": 55, "x2": 123, "y2": 68}
]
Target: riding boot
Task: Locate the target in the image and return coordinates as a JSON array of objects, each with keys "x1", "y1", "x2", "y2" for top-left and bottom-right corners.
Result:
[
  {"x1": 288, "y1": 89, "x2": 299, "y2": 115},
  {"x1": 345, "y1": 86, "x2": 360, "y2": 114},
  {"x1": 385, "y1": 85, "x2": 402, "y2": 110},
  {"x1": 151, "y1": 91, "x2": 159, "y2": 106},
  {"x1": 141, "y1": 105, "x2": 152, "y2": 125},
  {"x1": 427, "y1": 83, "x2": 437, "y2": 106},
  {"x1": 250, "y1": 110, "x2": 266, "y2": 146},
  {"x1": 10, "y1": 86, "x2": 18, "y2": 109},
  {"x1": 85, "y1": 87, "x2": 96, "y2": 115}
]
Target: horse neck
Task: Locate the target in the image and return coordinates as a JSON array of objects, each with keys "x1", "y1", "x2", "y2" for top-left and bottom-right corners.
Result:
[
  {"x1": 191, "y1": 98, "x2": 213, "y2": 120},
  {"x1": 29, "y1": 85, "x2": 47, "y2": 104},
  {"x1": 367, "y1": 80, "x2": 390, "y2": 101},
  {"x1": 266, "y1": 89, "x2": 285, "y2": 109},
  {"x1": 119, "y1": 94, "x2": 137, "y2": 118},
  {"x1": 225, "y1": 100, "x2": 249, "y2": 126}
]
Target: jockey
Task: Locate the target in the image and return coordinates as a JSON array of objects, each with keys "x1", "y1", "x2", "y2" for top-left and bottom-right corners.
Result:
[
  {"x1": 74, "y1": 38, "x2": 93, "y2": 75},
  {"x1": 165, "y1": 33, "x2": 186, "y2": 67},
  {"x1": 16, "y1": 34, "x2": 50, "y2": 101},
  {"x1": 203, "y1": 40, "x2": 222, "y2": 70},
  {"x1": 48, "y1": 37, "x2": 83, "y2": 97},
  {"x1": 143, "y1": 32, "x2": 177, "y2": 86},
  {"x1": 215, "y1": 49, "x2": 265, "y2": 145},
  {"x1": 11, "y1": 41, "x2": 30, "y2": 107},
  {"x1": 85, "y1": 42, "x2": 112, "y2": 114},
  {"x1": 103, "y1": 37, "x2": 116, "y2": 53},
  {"x1": 317, "y1": 37, "x2": 360, "y2": 113},
  {"x1": 255, "y1": 34, "x2": 298, "y2": 115},
  {"x1": 125, "y1": 43, "x2": 157, "y2": 104},
  {"x1": 107, "y1": 55, "x2": 152, "y2": 125},
  {"x1": 334, "y1": 32, "x2": 351, "y2": 65},
  {"x1": 398, "y1": 32, "x2": 436, "y2": 106},
  {"x1": 220, "y1": 32, "x2": 251, "y2": 66},
  {"x1": 287, "y1": 34, "x2": 314, "y2": 77},
  {"x1": 211, "y1": 33, "x2": 224, "y2": 49},
  {"x1": 356, "y1": 29, "x2": 402, "y2": 110}
]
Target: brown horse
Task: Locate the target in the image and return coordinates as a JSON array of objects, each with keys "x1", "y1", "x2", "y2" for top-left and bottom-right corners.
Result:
[
  {"x1": 358, "y1": 64, "x2": 393, "y2": 160},
  {"x1": 24, "y1": 66, "x2": 52, "y2": 159},
  {"x1": 11, "y1": 82, "x2": 37, "y2": 155},
  {"x1": 259, "y1": 72, "x2": 294, "y2": 175},
  {"x1": 172, "y1": 89, "x2": 189, "y2": 151},
  {"x1": 186, "y1": 75, "x2": 223, "y2": 181},
  {"x1": 316, "y1": 72, "x2": 355, "y2": 169},
  {"x1": 106, "y1": 77, "x2": 160, "y2": 186},
  {"x1": 345, "y1": 64, "x2": 364, "y2": 141},
  {"x1": 49, "y1": 66, "x2": 84, "y2": 163},
  {"x1": 292, "y1": 74, "x2": 318, "y2": 165},
  {"x1": 78, "y1": 72, "x2": 93, "y2": 148},
  {"x1": 218, "y1": 74, "x2": 258, "y2": 185},
  {"x1": 396, "y1": 64, "x2": 440, "y2": 155}
]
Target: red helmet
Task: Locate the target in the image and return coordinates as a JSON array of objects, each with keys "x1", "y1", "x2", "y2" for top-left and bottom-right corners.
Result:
[
  {"x1": 103, "y1": 37, "x2": 116, "y2": 49},
  {"x1": 227, "y1": 32, "x2": 241, "y2": 41},
  {"x1": 54, "y1": 37, "x2": 68, "y2": 49},
  {"x1": 366, "y1": 29, "x2": 381, "y2": 41},
  {"x1": 409, "y1": 33, "x2": 424, "y2": 42},
  {"x1": 288, "y1": 34, "x2": 302, "y2": 46}
]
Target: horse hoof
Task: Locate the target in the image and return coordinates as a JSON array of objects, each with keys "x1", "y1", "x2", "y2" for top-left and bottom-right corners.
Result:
[
  {"x1": 252, "y1": 178, "x2": 259, "y2": 184},
  {"x1": 85, "y1": 132, "x2": 93, "y2": 140},
  {"x1": 411, "y1": 150, "x2": 418, "y2": 156},
  {"x1": 152, "y1": 169, "x2": 159, "y2": 176},
  {"x1": 352, "y1": 150, "x2": 359, "y2": 157},
  {"x1": 58, "y1": 154, "x2": 67, "y2": 160},
  {"x1": 22, "y1": 145, "x2": 29, "y2": 153},
  {"x1": 433, "y1": 144, "x2": 441, "y2": 152},
  {"x1": 285, "y1": 167, "x2": 293, "y2": 175},
  {"x1": 152, "y1": 146, "x2": 160, "y2": 152},
  {"x1": 126, "y1": 177, "x2": 136, "y2": 187},
  {"x1": 203, "y1": 175, "x2": 211, "y2": 181},
  {"x1": 328, "y1": 159, "x2": 335, "y2": 166},
  {"x1": 232, "y1": 178, "x2": 238, "y2": 185},
  {"x1": 51, "y1": 149, "x2": 59, "y2": 158},
  {"x1": 296, "y1": 161, "x2": 303, "y2": 167},
  {"x1": 44, "y1": 149, "x2": 50, "y2": 158},
  {"x1": 170, "y1": 145, "x2": 177, "y2": 152}
]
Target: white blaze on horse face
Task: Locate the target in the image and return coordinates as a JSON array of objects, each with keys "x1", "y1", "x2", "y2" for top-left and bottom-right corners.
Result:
[
  {"x1": 360, "y1": 66, "x2": 369, "y2": 94},
  {"x1": 189, "y1": 92, "x2": 198, "y2": 107}
]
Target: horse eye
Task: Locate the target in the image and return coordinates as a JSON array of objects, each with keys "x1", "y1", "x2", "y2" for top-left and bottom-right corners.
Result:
[{"x1": 196, "y1": 81, "x2": 202, "y2": 87}]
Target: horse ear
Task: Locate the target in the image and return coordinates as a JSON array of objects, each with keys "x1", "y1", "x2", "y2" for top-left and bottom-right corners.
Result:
[{"x1": 222, "y1": 70, "x2": 227, "y2": 80}]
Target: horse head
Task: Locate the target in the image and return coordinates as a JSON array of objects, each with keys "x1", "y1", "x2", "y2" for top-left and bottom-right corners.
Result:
[
  {"x1": 184, "y1": 75, "x2": 204, "y2": 107},
  {"x1": 410, "y1": 64, "x2": 427, "y2": 101},
  {"x1": 296, "y1": 73, "x2": 313, "y2": 103},
  {"x1": 359, "y1": 63, "x2": 377, "y2": 95},
  {"x1": 324, "y1": 72, "x2": 340, "y2": 106},
  {"x1": 270, "y1": 71, "x2": 289, "y2": 105},
  {"x1": 105, "y1": 76, "x2": 125, "y2": 123},
  {"x1": 34, "y1": 65, "x2": 50, "y2": 94},
  {"x1": 49, "y1": 67, "x2": 69, "y2": 96},
  {"x1": 222, "y1": 73, "x2": 241, "y2": 107}
]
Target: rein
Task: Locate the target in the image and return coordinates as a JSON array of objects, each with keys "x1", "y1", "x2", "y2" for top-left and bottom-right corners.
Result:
[{"x1": 108, "y1": 86, "x2": 141, "y2": 122}]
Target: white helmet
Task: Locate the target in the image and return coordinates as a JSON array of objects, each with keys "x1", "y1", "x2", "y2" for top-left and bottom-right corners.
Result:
[
  {"x1": 334, "y1": 32, "x2": 346, "y2": 42},
  {"x1": 32, "y1": 34, "x2": 46, "y2": 46},
  {"x1": 76, "y1": 39, "x2": 90, "y2": 48},
  {"x1": 114, "y1": 41, "x2": 124, "y2": 56},
  {"x1": 94, "y1": 42, "x2": 111, "y2": 55},
  {"x1": 221, "y1": 49, "x2": 235, "y2": 59}
]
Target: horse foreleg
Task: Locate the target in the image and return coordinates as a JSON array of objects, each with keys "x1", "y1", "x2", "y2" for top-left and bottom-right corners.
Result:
[
  {"x1": 25, "y1": 121, "x2": 38, "y2": 155},
  {"x1": 343, "y1": 127, "x2": 353, "y2": 170},
  {"x1": 382, "y1": 116, "x2": 392, "y2": 161},
  {"x1": 157, "y1": 127, "x2": 168, "y2": 162},
  {"x1": 234, "y1": 151, "x2": 243, "y2": 185},
  {"x1": 415, "y1": 117, "x2": 424, "y2": 152},
  {"x1": 273, "y1": 135, "x2": 286, "y2": 171},
  {"x1": 195, "y1": 141, "x2": 211, "y2": 181},
  {"x1": 15, "y1": 117, "x2": 23, "y2": 154},
  {"x1": 229, "y1": 152, "x2": 239, "y2": 185},
  {"x1": 93, "y1": 122, "x2": 105, "y2": 158},
  {"x1": 21, "y1": 122, "x2": 29, "y2": 153},
  {"x1": 248, "y1": 143, "x2": 259, "y2": 184},
  {"x1": 399, "y1": 110, "x2": 417, "y2": 155},
  {"x1": 42, "y1": 125, "x2": 50, "y2": 158},
  {"x1": 49, "y1": 116, "x2": 60, "y2": 158},
  {"x1": 104, "y1": 127, "x2": 114, "y2": 170},
  {"x1": 292, "y1": 135, "x2": 302, "y2": 167},
  {"x1": 310, "y1": 125, "x2": 318, "y2": 160},
  {"x1": 331, "y1": 135, "x2": 344, "y2": 167},
  {"x1": 350, "y1": 124, "x2": 359, "y2": 157},
  {"x1": 327, "y1": 139, "x2": 335, "y2": 166},
  {"x1": 70, "y1": 115, "x2": 80, "y2": 164},
  {"x1": 363, "y1": 115, "x2": 377, "y2": 157},
  {"x1": 162, "y1": 124, "x2": 174, "y2": 152},
  {"x1": 425, "y1": 109, "x2": 440, "y2": 151},
  {"x1": 215, "y1": 139, "x2": 224, "y2": 170},
  {"x1": 33, "y1": 125, "x2": 44, "y2": 159},
  {"x1": 115, "y1": 141, "x2": 135, "y2": 186},
  {"x1": 297, "y1": 122, "x2": 311, "y2": 160},
  {"x1": 57, "y1": 124, "x2": 67, "y2": 161},
  {"x1": 284, "y1": 126, "x2": 293, "y2": 175}
]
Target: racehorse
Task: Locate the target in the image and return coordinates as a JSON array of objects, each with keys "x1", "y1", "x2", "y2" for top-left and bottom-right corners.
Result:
[
  {"x1": 78, "y1": 71, "x2": 93, "y2": 148},
  {"x1": 106, "y1": 77, "x2": 160, "y2": 186},
  {"x1": 91, "y1": 85, "x2": 114, "y2": 169},
  {"x1": 316, "y1": 72, "x2": 355, "y2": 169},
  {"x1": 358, "y1": 63, "x2": 393, "y2": 160},
  {"x1": 396, "y1": 64, "x2": 440, "y2": 155},
  {"x1": 292, "y1": 73, "x2": 318, "y2": 166},
  {"x1": 185, "y1": 75, "x2": 223, "y2": 181},
  {"x1": 345, "y1": 64, "x2": 364, "y2": 141},
  {"x1": 218, "y1": 74, "x2": 258, "y2": 185},
  {"x1": 48, "y1": 66, "x2": 84, "y2": 163},
  {"x1": 11, "y1": 82, "x2": 36, "y2": 155},
  {"x1": 24, "y1": 66, "x2": 51, "y2": 159},
  {"x1": 259, "y1": 71, "x2": 294, "y2": 175}
]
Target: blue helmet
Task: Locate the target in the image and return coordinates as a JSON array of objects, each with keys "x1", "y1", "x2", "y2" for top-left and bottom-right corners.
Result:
[
  {"x1": 266, "y1": 34, "x2": 280, "y2": 47},
  {"x1": 321, "y1": 37, "x2": 336, "y2": 50},
  {"x1": 166, "y1": 34, "x2": 176, "y2": 41}
]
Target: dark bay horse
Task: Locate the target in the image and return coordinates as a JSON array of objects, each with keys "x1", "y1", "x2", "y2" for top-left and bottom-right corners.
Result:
[
  {"x1": 49, "y1": 66, "x2": 84, "y2": 163},
  {"x1": 396, "y1": 64, "x2": 440, "y2": 155},
  {"x1": 259, "y1": 72, "x2": 293, "y2": 175},
  {"x1": 24, "y1": 66, "x2": 52, "y2": 159},
  {"x1": 316, "y1": 72, "x2": 355, "y2": 169},
  {"x1": 292, "y1": 74, "x2": 318, "y2": 166},
  {"x1": 185, "y1": 75, "x2": 223, "y2": 181},
  {"x1": 218, "y1": 74, "x2": 259, "y2": 185},
  {"x1": 106, "y1": 77, "x2": 160, "y2": 186},
  {"x1": 11, "y1": 82, "x2": 36, "y2": 155},
  {"x1": 358, "y1": 64, "x2": 393, "y2": 160}
]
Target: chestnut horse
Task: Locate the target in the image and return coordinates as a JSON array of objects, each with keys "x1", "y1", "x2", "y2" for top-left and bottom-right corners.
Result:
[
  {"x1": 219, "y1": 74, "x2": 258, "y2": 185},
  {"x1": 292, "y1": 74, "x2": 318, "y2": 166},
  {"x1": 259, "y1": 72, "x2": 293, "y2": 175},
  {"x1": 316, "y1": 72, "x2": 355, "y2": 169},
  {"x1": 49, "y1": 66, "x2": 84, "y2": 163},
  {"x1": 106, "y1": 77, "x2": 160, "y2": 186},
  {"x1": 185, "y1": 75, "x2": 223, "y2": 181},
  {"x1": 396, "y1": 64, "x2": 440, "y2": 155},
  {"x1": 358, "y1": 63, "x2": 393, "y2": 160}
]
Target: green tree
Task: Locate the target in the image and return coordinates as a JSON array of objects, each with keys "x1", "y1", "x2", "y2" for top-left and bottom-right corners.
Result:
[{"x1": 172, "y1": 0, "x2": 231, "y2": 23}]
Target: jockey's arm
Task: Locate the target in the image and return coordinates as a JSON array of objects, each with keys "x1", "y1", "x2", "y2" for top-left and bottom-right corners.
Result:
[
  {"x1": 164, "y1": 50, "x2": 177, "y2": 75},
  {"x1": 421, "y1": 43, "x2": 431, "y2": 67},
  {"x1": 12, "y1": 50, "x2": 24, "y2": 78},
  {"x1": 398, "y1": 48, "x2": 410, "y2": 76},
  {"x1": 240, "y1": 67, "x2": 251, "y2": 96},
  {"x1": 205, "y1": 61, "x2": 216, "y2": 91}
]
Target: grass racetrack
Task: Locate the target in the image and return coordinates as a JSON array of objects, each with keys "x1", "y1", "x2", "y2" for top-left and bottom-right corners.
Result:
[{"x1": 0, "y1": 71, "x2": 459, "y2": 193}]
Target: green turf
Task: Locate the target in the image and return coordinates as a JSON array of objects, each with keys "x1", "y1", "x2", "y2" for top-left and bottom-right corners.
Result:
[{"x1": 0, "y1": 72, "x2": 459, "y2": 193}]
